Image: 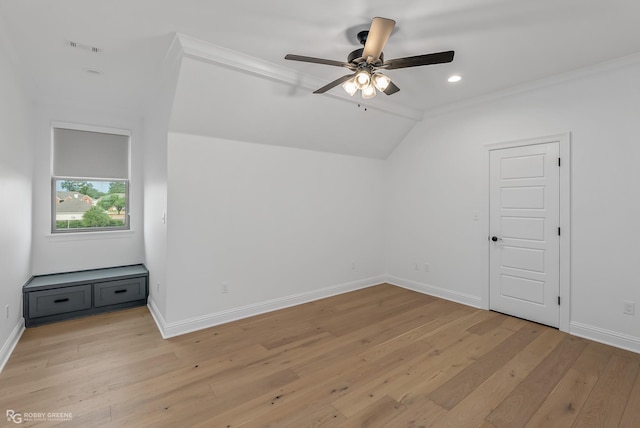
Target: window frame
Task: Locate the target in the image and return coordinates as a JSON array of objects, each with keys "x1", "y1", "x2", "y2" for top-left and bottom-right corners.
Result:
[{"x1": 50, "y1": 122, "x2": 131, "y2": 234}]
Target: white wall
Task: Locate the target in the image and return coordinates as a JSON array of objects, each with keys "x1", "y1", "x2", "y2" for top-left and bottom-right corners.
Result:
[
  {"x1": 386, "y1": 57, "x2": 640, "y2": 352},
  {"x1": 30, "y1": 99, "x2": 145, "y2": 275},
  {"x1": 0, "y1": 24, "x2": 34, "y2": 368},
  {"x1": 143, "y1": 36, "x2": 183, "y2": 321},
  {"x1": 162, "y1": 133, "x2": 386, "y2": 331}
]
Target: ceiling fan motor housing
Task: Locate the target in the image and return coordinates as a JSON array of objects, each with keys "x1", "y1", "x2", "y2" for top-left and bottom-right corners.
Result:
[
  {"x1": 348, "y1": 48, "x2": 383, "y2": 65},
  {"x1": 357, "y1": 30, "x2": 369, "y2": 45}
]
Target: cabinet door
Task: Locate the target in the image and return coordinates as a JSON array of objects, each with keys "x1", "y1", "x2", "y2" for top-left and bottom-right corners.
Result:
[{"x1": 94, "y1": 277, "x2": 146, "y2": 307}]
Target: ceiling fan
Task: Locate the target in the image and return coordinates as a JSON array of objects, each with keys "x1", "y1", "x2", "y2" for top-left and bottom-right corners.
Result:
[{"x1": 284, "y1": 17, "x2": 455, "y2": 99}]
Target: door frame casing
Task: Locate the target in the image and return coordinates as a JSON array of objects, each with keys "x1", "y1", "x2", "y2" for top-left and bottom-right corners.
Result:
[{"x1": 485, "y1": 133, "x2": 571, "y2": 332}]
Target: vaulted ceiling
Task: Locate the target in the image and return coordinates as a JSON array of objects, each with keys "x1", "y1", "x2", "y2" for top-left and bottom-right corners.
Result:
[{"x1": 3, "y1": 0, "x2": 640, "y2": 157}]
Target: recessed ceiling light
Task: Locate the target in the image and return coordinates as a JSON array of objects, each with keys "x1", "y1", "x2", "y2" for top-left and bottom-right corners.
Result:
[{"x1": 448, "y1": 75, "x2": 462, "y2": 83}]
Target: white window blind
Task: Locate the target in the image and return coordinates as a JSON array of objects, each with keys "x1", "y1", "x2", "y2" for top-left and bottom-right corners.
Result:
[{"x1": 53, "y1": 128, "x2": 129, "y2": 179}]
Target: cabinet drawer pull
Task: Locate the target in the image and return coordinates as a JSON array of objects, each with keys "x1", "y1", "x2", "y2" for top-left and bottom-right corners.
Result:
[
  {"x1": 54, "y1": 298, "x2": 70, "y2": 303},
  {"x1": 114, "y1": 289, "x2": 127, "y2": 294}
]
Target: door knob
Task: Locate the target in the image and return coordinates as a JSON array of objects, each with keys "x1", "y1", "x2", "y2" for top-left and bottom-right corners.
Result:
[{"x1": 491, "y1": 236, "x2": 502, "y2": 242}]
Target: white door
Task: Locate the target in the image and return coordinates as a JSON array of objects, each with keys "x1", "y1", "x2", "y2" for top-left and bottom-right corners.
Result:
[{"x1": 489, "y1": 142, "x2": 560, "y2": 327}]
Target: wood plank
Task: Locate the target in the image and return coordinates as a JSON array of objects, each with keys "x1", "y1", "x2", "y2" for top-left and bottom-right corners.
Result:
[
  {"x1": 388, "y1": 326, "x2": 522, "y2": 407},
  {"x1": 113, "y1": 368, "x2": 299, "y2": 426},
  {"x1": 384, "y1": 395, "x2": 446, "y2": 427},
  {"x1": 278, "y1": 405, "x2": 346, "y2": 428},
  {"x1": 240, "y1": 401, "x2": 346, "y2": 427},
  {"x1": 186, "y1": 367, "x2": 350, "y2": 428},
  {"x1": 315, "y1": 292, "x2": 438, "y2": 337},
  {"x1": 166, "y1": 300, "x2": 483, "y2": 426},
  {"x1": 570, "y1": 351, "x2": 640, "y2": 427},
  {"x1": 524, "y1": 341, "x2": 612, "y2": 428},
  {"x1": 0, "y1": 351, "x2": 180, "y2": 404},
  {"x1": 619, "y1": 367, "x2": 640, "y2": 428},
  {"x1": 239, "y1": 307, "x2": 460, "y2": 427},
  {"x1": 341, "y1": 395, "x2": 406, "y2": 428},
  {"x1": 485, "y1": 335, "x2": 588, "y2": 427},
  {"x1": 477, "y1": 422, "x2": 498, "y2": 428},
  {"x1": 333, "y1": 325, "x2": 515, "y2": 417},
  {"x1": 290, "y1": 302, "x2": 480, "y2": 381},
  {"x1": 466, "y1": 311, "x2": 506, "y2": 335},
  {"x1": 427, "y1": 323, "x2": 542, "y2": 409},
  {"x1": 358, "y1": 302, "x2": 475, "y2": 362},
  {"x1": 498, "y1": 314, "x2": 530, "y2": 332},
  {"x1": 109, "y1": 382, "x2": 217, "y2": 428},
  {"x1": 430, "y1": 328, "x2": 564, "y2": 428}
]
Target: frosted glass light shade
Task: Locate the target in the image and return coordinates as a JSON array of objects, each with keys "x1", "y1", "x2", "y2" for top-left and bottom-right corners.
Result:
[
  {"x1": 361, "y1": 84, "x2": 376, "y2": 99},
  {"x1": 342, "y1": 78, "x2": 358, "y2": 96},
  {"x1": 372, "y1": 73, "x2": 390, "y2": 91},
  {"x1": 354, "y1": 70, "x2": 371, "y2": 90}
]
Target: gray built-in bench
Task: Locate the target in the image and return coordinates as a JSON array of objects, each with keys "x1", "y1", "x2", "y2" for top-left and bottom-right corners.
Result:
[{"x1": 23, "y1": 264, "x2": 149, "y2": 327}]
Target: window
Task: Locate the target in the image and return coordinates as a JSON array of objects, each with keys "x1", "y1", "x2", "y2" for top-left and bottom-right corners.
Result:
[{"x1": 51, "y1": 125, "x2": 130, "y2": 233}]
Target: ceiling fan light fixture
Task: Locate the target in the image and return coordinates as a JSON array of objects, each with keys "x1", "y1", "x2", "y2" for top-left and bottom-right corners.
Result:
[
  {"x1": 361, "y1": 83, "x2": 376, "y2": 99},
  {"x1": 284, "y1": 17, "x2": 455, "y2": 97},
  {"x1": 372, "y1": 73, "x2": 391, "y2": 91},
  {"x1": 354, "y1": 69, "x2": 371, "y2": 90},
  {"x1": 342, "y1": 78, "x2": 358, "y2": 96}
]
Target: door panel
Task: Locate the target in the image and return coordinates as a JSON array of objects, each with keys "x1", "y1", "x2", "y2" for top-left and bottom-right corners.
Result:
[
  {"x1": 501, "y1": 217, "x2": 545, "y2": 240},
  {"x1": 500, "y1": 275, "x2": 545, "y2": 304},
  {"x1": 501, "y1": 187, "x2": 545, "y2": 209},
  {"x1": 500, "y1": 155, "x2": 545, "y2": 179},
  {"x1": 501, "y1": 246, "x2": 544, "y2": 272},
  {"x1": 490, "y1": 142, "x2": 560, "y2": 327}
]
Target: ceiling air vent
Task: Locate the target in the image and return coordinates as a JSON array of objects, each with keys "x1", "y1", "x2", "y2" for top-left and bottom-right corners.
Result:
[{"x1": 66, "y1": 40, "x2": 102, "y2": 54}]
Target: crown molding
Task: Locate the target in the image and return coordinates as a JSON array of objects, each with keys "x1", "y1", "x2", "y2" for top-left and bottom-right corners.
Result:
[{"x1": 175, "y1": 33, "x2": 423, "y2": 122}]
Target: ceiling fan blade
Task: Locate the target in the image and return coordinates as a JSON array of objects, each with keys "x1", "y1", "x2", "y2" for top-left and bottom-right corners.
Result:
[
  {"x1": 383, "y1": 81, "x2": 400, "y2": 95},
  {"x1": 313, "y1": 74, "x2": 355, "y2": 94},
  {"x1": 362, "y1": 17, "x2": 396, "y2": 63},
  {"x1": 383, "y1": 50, "x2": 455, "y2": 70},
  {"x1": 285, "y1": 54, "x2": 353, "y2": 69}
]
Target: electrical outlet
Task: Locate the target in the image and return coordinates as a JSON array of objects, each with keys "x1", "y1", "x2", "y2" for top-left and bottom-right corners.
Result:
[
  {"x1": 624, "y1": 301, "x2": 635, "y2": 315},
  {"x1": 414, "y1": 263, "x2": 419, "y2": 270},
  {"x1": 221, "y1": 282, "x2": 229, "y2": 294},
  {"x1": 424, "y1": 263, "x2": 430, "y2": 272},
  {"x1": 156, "y1": 282, "x2": 160, "y2": 293},
  {"x1": 351, "y1": 261, "x2": 356, "y2": 270},
  {"x1": 5, "y1": 305, "x2": 8, "y2": 319}
]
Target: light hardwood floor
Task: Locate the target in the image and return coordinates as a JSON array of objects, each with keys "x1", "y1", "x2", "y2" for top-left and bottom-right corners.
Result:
[{"x1": 1, "y1": 284, "x2": 639, "y2": 427}]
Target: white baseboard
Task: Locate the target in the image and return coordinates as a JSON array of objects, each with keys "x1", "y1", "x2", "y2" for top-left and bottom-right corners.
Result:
[
  {"x1": 147, "y1": 298, "x2": 168, "y2": 339},
  {"x1": 0, "y1": 318, "x2": 25, "y2": 372},
  {"x1": 386, "y1": 275, "x2": 483, "y2": 309},
  {"x1": 570, "y1": 321, "x2": 640, "y2": 354},
  {"x1": 148, "y1": 275, "x2": 385, "y2": 339}
]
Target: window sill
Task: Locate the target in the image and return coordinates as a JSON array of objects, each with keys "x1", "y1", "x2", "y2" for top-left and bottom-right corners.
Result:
[{"x1": 46, "y1": 229, "x2": 136, "y2": 242}]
